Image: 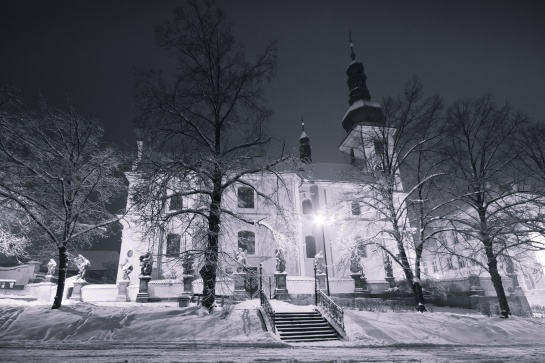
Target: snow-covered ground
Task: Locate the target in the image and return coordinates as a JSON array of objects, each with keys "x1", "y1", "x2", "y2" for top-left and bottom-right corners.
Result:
[{"x1": 1, "y1": 298, "x2": 544, "y2": 347}]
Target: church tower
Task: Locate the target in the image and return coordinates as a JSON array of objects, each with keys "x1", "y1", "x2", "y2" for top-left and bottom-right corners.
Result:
[
  {"x1": 339, "y1": 33, "x2": 395, "y2": 171},
  {"x1": 299, "y1": 117, "x2": 312, "y2": 164}
]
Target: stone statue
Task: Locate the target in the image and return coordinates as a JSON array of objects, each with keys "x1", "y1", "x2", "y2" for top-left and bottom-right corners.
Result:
[
  {"x1": 384, "y1": 255, "x2": 393, "y2": 278},
  {"x1": 275, "y1": 248, "x2": 286, "y2": 273},
  {"x1": 314, "y1": 251, "x2": 325, "y2": 274},
  {"x1": 350, "y1": 250, "x2": 364, "y2": 275},
  {"x1": 139, "y1": 252, "x2": 153, "y2": 276},
  {"x1": 46, "y1": 258, "x2": 57, "y2": 276},
  {"x1": 75, "y1": 254, "x2": 91, "y2": 281},
  {"x1": 121, "y1": 259, "x2": 133, "y2": 280},
  {"x1": 236, "y1": 248, "x2": 247, "y2": 272}
]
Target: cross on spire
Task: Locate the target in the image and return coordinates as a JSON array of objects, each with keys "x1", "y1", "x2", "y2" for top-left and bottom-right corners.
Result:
[{"x1": 349, "y1": 31, "x2": 356, "y2": 61}]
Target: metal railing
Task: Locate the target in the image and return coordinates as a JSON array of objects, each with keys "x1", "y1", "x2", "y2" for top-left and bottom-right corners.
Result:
[
  {"x1": 316, "y1": 289, "x2": 345, "y2": 331},
  {"x1": 260, "y1": 289, "x2": 276, "y2": 333}
]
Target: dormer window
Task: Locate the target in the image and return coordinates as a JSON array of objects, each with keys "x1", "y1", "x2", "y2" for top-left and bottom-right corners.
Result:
[{"x1": 237, "y1": 187, "x2": 254, "y2": 209}]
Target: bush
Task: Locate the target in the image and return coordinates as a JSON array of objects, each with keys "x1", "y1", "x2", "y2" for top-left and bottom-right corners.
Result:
[{"x1": 331, "y1": 297, "x2": 431, "y2": 313}]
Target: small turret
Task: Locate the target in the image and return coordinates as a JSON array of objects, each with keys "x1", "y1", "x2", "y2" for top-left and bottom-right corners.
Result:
[{"x1": 299, "y1": 117, "x2": 312, "y2": 164}]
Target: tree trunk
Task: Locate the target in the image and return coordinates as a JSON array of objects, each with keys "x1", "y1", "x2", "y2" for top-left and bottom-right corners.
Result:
[
  {"x1": 487, "y1": 256, "x2": 511, "y2": 318},
  {"x1": 411, "y1": 279, "x2": 426, "y2": 312},
  {"x1": 200, "y1": 181, "x2": 222, "y2": 309},
  {"x1": 52, "y1": 245, "x2": 68, "y2": 309}
]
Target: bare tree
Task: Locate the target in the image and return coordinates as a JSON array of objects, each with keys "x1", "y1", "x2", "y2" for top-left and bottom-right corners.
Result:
[
  {"x1": 435, "y1": 95, "x2": 543, "y2": 318},
  {"x1": 0, "y1": 100, "x2": 127, "y2": 309},
  {"x1": 342, "y1": 78, "x2": 445, "y2": 312},
  {"x1": 133, "y1": 1, "x2": 288, "y2": 308}
]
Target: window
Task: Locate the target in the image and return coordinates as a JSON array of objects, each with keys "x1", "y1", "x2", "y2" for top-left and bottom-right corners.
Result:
[
  {"x1": 422, "y1": 262, "x2": 428, "y2": 274},
  {"x1": 356, "y1": 240, "x2": 367, "y2": 258},
  {"x1": 432, "y1": 260, "x2": 439, "y2": 273},
  {"x1": 237, "y1": 187, "x2": 254, "y2": 209},
  {"x1": 351, "y1": 201, "x2": 361, "y2": 215},
  {"x1": 452, "y1": 231, "x2": 460, "y2": 244},
  {"x1": 238, "y1": 231, "x2": 255, "y2": 255},
  {"x1": 166, "y1": 234, "x2": 181, "y2": 256},
  {"x1": 169, "y1": 194, "x2": 182, "y2": 210},
  {"x1": 305, "y1": 236, "x2": 316, "y2": 258},
  {"x1": 373, "y1": 139, "x2": 385, "y2": 156},
  {"x1": 447, "y1": 258, "x2": 455, "y2": 270},
  {"x1": 302, "y1": 199, "x2": 313, "y2": 214}
]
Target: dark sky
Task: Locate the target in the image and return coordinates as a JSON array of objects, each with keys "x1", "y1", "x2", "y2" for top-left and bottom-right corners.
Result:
[{"x1": 1, "y1": 0, "x2": 544, "y2": 166}]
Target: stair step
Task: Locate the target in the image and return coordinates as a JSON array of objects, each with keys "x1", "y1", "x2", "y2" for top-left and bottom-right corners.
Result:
[
  {"x1": 283, "y1": 337, "x2": 339, "y2": 342},
  {"x1": 275, "y1": 317, "x2": 325, "y2": 322},
  {"x1": 279, "y1": 330, "x2": 337, "y2": 337},
  {"x1": 276, "y1": 323, "x2": 329, "y2": 328},
  {"x1": 280, "y1": 334, "x2": 339, "y2": 341},
  {"x1": 277, "y1": 326, "x2": 332, "y2": 332}
]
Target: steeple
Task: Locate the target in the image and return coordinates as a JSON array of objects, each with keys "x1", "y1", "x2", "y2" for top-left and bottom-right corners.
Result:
[
  {"x1": 299, "y1": 117, "x2": 312, "y2": 164},
  {"x1": 341, "y1": 33, "x2": 384, "y2": 133}
]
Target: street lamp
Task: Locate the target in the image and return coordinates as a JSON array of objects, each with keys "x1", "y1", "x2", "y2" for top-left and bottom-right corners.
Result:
[{"x1": 314, "y1": 212, "x2": 331, "y2": 296}]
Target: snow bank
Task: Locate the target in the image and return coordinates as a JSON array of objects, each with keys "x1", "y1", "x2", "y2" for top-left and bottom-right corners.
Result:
[
  {"x1": 0, "y1": 300, "x2": 275, "y2": 344},
  {"x1": 1, "y1": 299, "x2": 544, "y2": 347}
]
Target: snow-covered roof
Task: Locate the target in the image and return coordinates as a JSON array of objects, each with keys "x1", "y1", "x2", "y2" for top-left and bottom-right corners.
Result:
[{"x1": 342, "y1": 99, "x2": 382, "y2": 122}]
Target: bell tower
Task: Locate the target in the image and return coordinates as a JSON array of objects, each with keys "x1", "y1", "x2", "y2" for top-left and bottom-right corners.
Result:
[{"x1": 299, "y1": 117, "x2": 312, "y2": 164}]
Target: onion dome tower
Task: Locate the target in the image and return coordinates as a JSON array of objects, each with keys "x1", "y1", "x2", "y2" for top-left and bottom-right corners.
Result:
[{"x1": 341, "y1": 32, "x2": 384, "y2": 133}]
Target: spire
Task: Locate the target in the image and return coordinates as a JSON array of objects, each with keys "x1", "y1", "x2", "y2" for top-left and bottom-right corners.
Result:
[
  {"x1": 300, "y1": 116, "x2": 308, "y2": 140},
  {"x1": 349, "y1": 31, "x2": 356, "y2": 61},
  {"x1": 299, "y1": 116, "x2": 312, "y2": 164}
]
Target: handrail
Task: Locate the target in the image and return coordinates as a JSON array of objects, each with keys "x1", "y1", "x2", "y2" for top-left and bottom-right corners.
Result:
[
  {"x1": 260, "y1": 289, "x2": 276, "y2": 333},
  {"x1": 316, "y1": 289, "x2": 345, "y2": 331}
]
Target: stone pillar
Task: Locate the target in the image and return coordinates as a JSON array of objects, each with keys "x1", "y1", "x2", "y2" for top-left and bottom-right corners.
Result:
[
  {"x1": 233, "y1": 271, "x2": 248, "y2": 300},
  {"x1": 468, "y1": 274, "x2": 485, "y2": 296},
  {"x1": 274, "y1": 272, "x2": 289, "y2": 300},
  {"x1": 136, "y1": 275, "x2": 151, "y2": 303},
  {"x1": 316, "y1": 273, "x2": 326, "y2": 291},
  {"x1": 351, "y1": 273, "x2": 370, "y2": 297},
  {"x1": 37, "y1": 282, "x2": 56, "y2": 303},
  {"x1": 70, "y1": 280, "x2": 87, "y2": 301},
  {"x1": 116, "y1": 280, "x2": 130, "y2": 302}
]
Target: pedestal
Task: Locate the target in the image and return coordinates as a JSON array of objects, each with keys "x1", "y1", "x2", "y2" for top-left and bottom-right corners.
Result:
[
  {"x1": 274, "y1": 272, "x2": 289, "y2": 300},
  {"x1": 233, "y1": 272, "x2": 248, "y2": 299},
  {"x1": 468, "y1": 274, "x2": 485, "y2": 296},
  {"x1": 351, "y1": 273, "x2": 370, "y2": 297},
  {"x1": 116, "y1": 280, "x2": 130, "y2": 302},
  {"x1": 136, "y1": 275, "x2": 151, "y2": 303},
  {"x1": 385, "y1": 276, "x2": 396, "y2": 289},
  {"x1": 316, "y1": 273, "x2": 326, "y2": 291},
  {"x1": 182, "y1": 275, "x2": 194, "y2": 293},
  {"x1": 177, "y1": 295, "x2": 191, "y2": 307},
  {"x1": 70, "y1": 280, "x2": 87, "y2": 301},
  {"x1": 44, "y1": 274, "x2": 53, "y2": 283},
  {"x1": 37, "y1": 282, "x2": 56, "y2": 303}
]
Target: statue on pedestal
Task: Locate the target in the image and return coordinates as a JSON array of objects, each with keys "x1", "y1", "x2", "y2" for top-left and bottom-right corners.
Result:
[
  {"x1": 75, "y1": 254, "x2": 90, "y2": 281},
  {"x1": 350, "y1": 250, "x2": 364, "y2": 276},
  {"x1": 384, "y1": 255, "x2": 393, "y2": 278},
  {"x1": 275, "y1": 248, "x2": 286, "y2": 273},
  {"x1": 121, "y1": 259, "x2": 133, "y2": 280},
  {"x1": 139, "y1": 252, "x2": 153, "y2": 276},
  {"x1": 236, "y1": 248, "x2": 247, "y2": 272},
  {"x1": 314, "y1": 251, "x2": 325, "y2": 274},
  {"x1": 46, "y1": 258, "x2": 57, "y2": 276}
]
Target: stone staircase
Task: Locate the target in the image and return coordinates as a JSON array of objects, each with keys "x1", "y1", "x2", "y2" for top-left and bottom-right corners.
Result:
[{"x1": 274, "y1": 311, "x2": 341, "y2": 342}]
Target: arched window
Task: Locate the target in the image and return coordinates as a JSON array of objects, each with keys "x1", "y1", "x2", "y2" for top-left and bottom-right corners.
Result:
[
  {"x1": 166, "y1": 233, "x2": 181, "y2": 256},
  {"x1": 237, "y1": 187, "x2": 254, "y2": 208},
  {"x1": 351, "y1": 201, "x2": 361, "y2": 215},
  {"x1": 238, "y1": 231, "x2": 255, "y2": 255},
  {"x1": 302, "y1": 199, "x2": 313, "y2": 214},
  {"x1": 305, "y1": 236, "x2": 316, "y2": 258},
  {"x1": 356, "y1": 239, "x2": 367, "y2": 257}
]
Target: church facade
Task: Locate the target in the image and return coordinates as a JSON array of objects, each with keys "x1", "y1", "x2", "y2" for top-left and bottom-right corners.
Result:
[{"x1": 117, "y1": 41, "x2": 406, "y2": 293}]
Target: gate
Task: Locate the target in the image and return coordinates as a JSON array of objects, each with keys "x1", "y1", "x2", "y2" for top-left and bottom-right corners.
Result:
[{"x1": 244, "y1": 267, "x2": 259, "y2": 298}]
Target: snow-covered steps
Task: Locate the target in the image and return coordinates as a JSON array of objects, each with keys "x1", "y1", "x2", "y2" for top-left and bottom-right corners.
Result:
[{"x1": 274, "y1": 311, "x2": 340, "y2": 342}]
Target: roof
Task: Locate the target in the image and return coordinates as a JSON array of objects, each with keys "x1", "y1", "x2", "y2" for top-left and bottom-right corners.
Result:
[{"x1": 299, "y1": 162, "x2": 374, "y2": 183}]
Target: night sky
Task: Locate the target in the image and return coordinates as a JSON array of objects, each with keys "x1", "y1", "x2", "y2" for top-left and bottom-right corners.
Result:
[{"x1": 2, "y1": 1, "x2": 545, "y2": 165}]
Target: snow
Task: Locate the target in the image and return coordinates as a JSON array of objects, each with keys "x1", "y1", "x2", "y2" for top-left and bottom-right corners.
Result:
[{"x1": 1, "y1": 298, "x2": 544, "y2": 347}]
